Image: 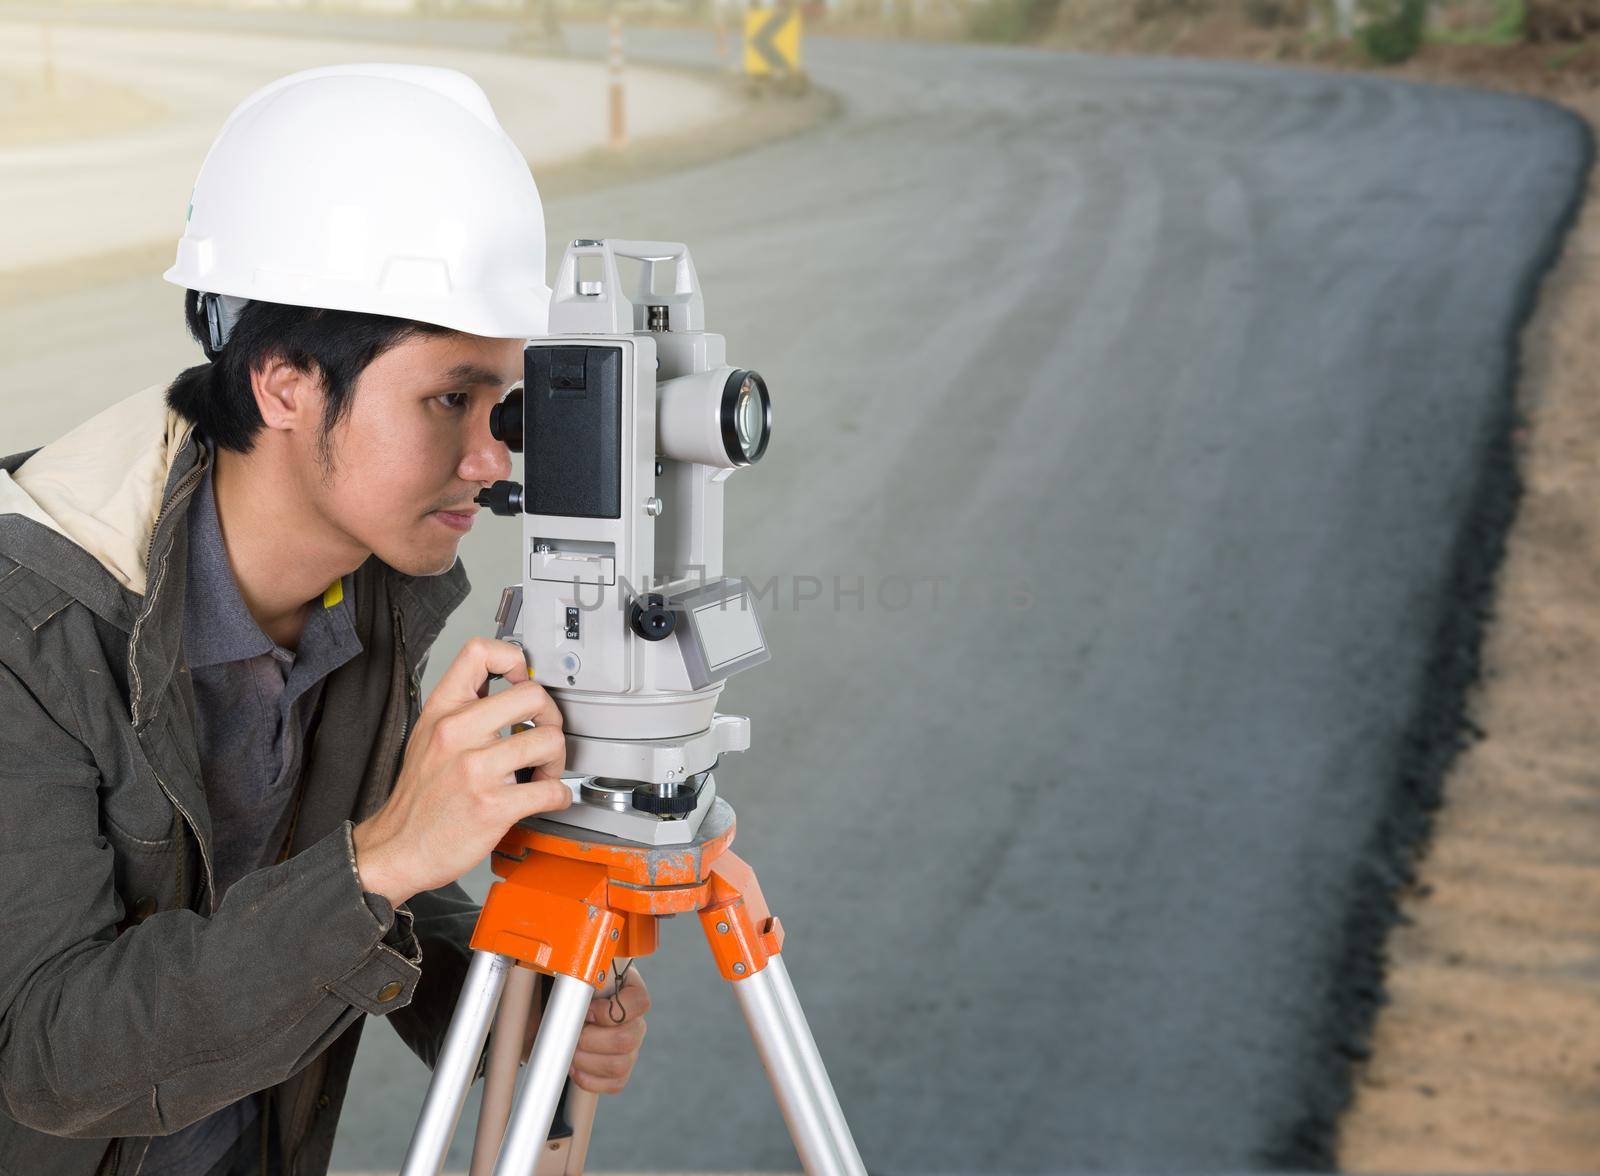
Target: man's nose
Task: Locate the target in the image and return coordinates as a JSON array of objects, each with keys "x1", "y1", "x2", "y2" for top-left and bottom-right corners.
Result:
[{"x1": 461, "y1": 413, "x2": 513, "y2": 484}]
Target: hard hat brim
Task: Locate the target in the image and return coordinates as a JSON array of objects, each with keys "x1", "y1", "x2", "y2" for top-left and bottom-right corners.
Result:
[{"x1": 164, "y1": 265, "x2": 553, "y2": 341}]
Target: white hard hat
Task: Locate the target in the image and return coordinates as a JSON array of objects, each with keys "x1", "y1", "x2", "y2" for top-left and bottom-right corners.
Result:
[{"x1": 164, "y1": 64, "x2": 551, "y2": 340}]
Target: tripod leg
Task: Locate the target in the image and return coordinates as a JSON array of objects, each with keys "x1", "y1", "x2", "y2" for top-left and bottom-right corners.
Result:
[
  {"x1": 401, "y1": 951, "x2": 514, "y2": 1176},
  {"x1": 471, "y1": 964, "x2": 540, "y2": 1176},
  {"x1": 732, "y1": 961, "x2": 866, "y2": 1176},
  {"x1": 491, "y1": 973, "x2": 593, "y2": 1176},
  {"x1": 763, "y1": 956, "x2": 866, "y2": 1174},
  {"x1": 553, "y1": 1086, "x2": 599, "y2": 1175},
  {"x1": 542, "y1": 954, "x2": 628, "y2": 1175}
]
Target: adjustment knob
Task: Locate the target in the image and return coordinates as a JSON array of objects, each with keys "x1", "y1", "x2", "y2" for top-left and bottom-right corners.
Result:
[
  {"x1": 632, "y1": 783, "x2": 697, "y2": 817},
  {"x1": 629, "y1": 593, "x2": 676, "y2": 642},
  {"x1": 476, "y1": 481, "x2": 524, "y2": 517}
]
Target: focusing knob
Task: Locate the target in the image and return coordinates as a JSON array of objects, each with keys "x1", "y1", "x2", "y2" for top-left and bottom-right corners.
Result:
[
  {"x1": 489, "y1": 388, "x2": 525, "y2": 452},
  {"x1": 476, "y1": 481, "x2": 524, "y2": 517},
  {"x1": 629, "y1": 593, "x2": 676, "y2": 642}
]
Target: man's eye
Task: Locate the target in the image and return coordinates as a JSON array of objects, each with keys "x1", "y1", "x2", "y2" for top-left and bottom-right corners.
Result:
[{"x1": 435, "y1": 392, "x2": 470, "y2": 411}]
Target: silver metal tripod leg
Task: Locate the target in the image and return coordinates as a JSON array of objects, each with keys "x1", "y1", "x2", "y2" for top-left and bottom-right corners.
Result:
[
  {"x1": 765, "y1": 956, "x2": 865, "y2": 1171},
  {"x1": 491, "y1": 973, "x2": 594, "y2": 1176},
  {"x1": 401, "y1": 951, "x2": 514, "y2": 1176},
  {"x1": 732, "y1": 957, "x2": 868, "y2": 1176}
]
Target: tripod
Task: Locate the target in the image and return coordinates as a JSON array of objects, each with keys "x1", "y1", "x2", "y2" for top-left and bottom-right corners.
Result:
[{"x1": 398, "y1": 795, "x2": 866, "y2": 1176}]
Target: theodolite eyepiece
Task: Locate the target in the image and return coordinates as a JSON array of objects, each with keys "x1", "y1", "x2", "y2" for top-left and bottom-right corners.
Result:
[{"x1": 488, "y1": 387, "x2": 525, "y2": 452}]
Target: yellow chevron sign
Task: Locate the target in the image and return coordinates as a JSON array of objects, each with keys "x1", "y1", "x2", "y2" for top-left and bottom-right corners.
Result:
[{"x1": 744, "y1": 6, "x2": 801, "y2": 78}]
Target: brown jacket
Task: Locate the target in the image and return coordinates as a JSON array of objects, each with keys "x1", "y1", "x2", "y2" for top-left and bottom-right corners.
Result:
[{"x1": 0, "y1": 387, "x2": 480, "y2": 1176}]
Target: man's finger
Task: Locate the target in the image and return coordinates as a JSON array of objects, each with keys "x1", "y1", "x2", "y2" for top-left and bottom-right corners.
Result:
[
  {"x1": 570, "y1": 1050, "x2": 634, "y2": 1081},
  {"x1": 604, "y1": 970, "x2": 650, "y2": 1018},
  {"x1": 569, "y1": 1070, "x2": 624, "y2": 1095},
  {"x1": 468, "y1": 679, "x2": 564, "y2": 735},
  {"x1": 429, "y1": 638, "x2": 531, "y2": 711},
  {"x1": 585, "y1": 996, "x2": 645, "y2": 1026},
  {"x1": 495, "y1": 778, "x2": 573, "y2": 825},
  {"x1": 576, "y1": 1021, "x2": 646, "y2": 1056},
  {"x1": 478, "y1": 724, "x2": 566, "y2": 786}
]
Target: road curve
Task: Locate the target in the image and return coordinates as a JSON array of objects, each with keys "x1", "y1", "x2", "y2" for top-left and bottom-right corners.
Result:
[{"x1": 0, "y1": 10, "x2": 1588, "y2": 1172}]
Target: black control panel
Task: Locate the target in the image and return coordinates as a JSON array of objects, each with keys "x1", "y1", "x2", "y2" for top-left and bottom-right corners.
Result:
[{"x1": 523, "y1": 345, "x2": 623, "y2": 519}]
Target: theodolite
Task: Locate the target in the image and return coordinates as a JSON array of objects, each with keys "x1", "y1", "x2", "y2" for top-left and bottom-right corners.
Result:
[{"x1": 398, "y1": 240, "x2": 865, "y2": 1176}]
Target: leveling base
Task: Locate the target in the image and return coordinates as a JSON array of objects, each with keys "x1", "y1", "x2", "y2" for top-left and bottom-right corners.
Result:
[{"x1": 399, "y1": 797, "x2": 866, "y2": 1176}]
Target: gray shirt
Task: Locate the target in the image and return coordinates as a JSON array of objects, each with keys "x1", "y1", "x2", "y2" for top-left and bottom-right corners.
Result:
[{"x1": 141, "y1": 441, "x2": 362, "y2": 1176}]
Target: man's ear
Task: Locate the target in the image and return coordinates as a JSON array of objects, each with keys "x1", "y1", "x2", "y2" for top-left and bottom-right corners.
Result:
[{"x1": 250, "y1": 356, "x2": 318, "y2": 432}]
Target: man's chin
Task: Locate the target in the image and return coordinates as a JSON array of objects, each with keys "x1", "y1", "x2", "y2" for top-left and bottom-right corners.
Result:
[
  {"x1": 419, "y1": 551, "x2": 462, "y2": 577},
  {"x1": 380, "y1": 543, "x2": 461, "y2": 579}
]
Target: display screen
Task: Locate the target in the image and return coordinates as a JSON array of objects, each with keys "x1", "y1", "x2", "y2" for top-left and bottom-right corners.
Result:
[{"x1": 693, "y1": 599, "x2": 765, "y2": 668}]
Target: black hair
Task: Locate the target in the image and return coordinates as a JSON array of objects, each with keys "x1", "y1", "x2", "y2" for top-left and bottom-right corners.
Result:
[{"x1": 164, "y1": 290, "x2": 454, "y2": 467}]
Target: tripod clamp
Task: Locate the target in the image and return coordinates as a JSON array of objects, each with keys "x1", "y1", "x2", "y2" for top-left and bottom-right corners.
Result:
[{"x1": 474, "y1": 799, "x2": 780, "y2": 986}]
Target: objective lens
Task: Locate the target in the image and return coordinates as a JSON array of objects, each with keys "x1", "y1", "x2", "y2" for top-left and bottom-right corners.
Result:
[
  {"x1": 720, "y1": 369, "x2": 772, "y2": 466},
  {"x1": 735, "y1": 377, "x2": 765, "y2": 457}
]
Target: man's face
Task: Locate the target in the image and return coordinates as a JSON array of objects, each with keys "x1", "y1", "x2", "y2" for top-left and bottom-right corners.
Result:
[{"x1": 308, "y1": 331, "x2": 524, "y2": 577}]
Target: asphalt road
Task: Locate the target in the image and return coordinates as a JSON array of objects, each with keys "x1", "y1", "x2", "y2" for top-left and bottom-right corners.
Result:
[{"x1": 0, "y1": 11, "x2": 1590, "y2": 1173}]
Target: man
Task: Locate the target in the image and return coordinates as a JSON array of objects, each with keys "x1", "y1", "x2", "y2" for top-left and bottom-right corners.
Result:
[{"x1": 0, "y1": 65, "x2": 647, "y2": 1176}]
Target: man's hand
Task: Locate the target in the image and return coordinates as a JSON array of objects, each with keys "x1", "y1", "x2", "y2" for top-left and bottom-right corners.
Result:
[
  {"x1": 524, "y1": 967, "x2": 651, "y2": 1095},
  {"x1": 352, "y1": 638, "x2": 570, "y2": 906}
]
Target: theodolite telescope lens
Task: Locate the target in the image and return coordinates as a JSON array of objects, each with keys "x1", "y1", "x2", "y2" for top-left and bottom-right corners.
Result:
[
  {"x1": 659, "y1": 366, "x2": 773, "y2": 468},
  {"x1": 735, "y1": 379, "x2": 763, "y2": 454},
  {"x1": 722, "y1": 370, "x2": 772, "y2": 465}
]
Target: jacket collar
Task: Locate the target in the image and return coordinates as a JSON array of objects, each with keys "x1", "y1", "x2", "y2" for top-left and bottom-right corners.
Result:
[{"x1": 0, "y1": 386, "x2": 470, "y2": 708}]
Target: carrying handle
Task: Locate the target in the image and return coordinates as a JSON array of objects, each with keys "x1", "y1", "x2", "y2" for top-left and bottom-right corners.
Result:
[{"x1": 549, "y1": 238, "x2": 705, "y2": 335}]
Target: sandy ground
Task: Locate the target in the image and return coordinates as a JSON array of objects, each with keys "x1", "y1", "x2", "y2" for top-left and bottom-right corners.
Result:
[
  {"x1": 1337, "y1": 86, "x2": 1600, "y2": 1171},
  {"x1": 0, "y1": 64, "x2": 166, "y2": 146}
]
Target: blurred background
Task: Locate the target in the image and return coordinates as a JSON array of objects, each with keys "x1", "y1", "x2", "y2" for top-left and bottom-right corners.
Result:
[{"x1": 5, "y1": 0, "x2": 1600, "y2": 1173}]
